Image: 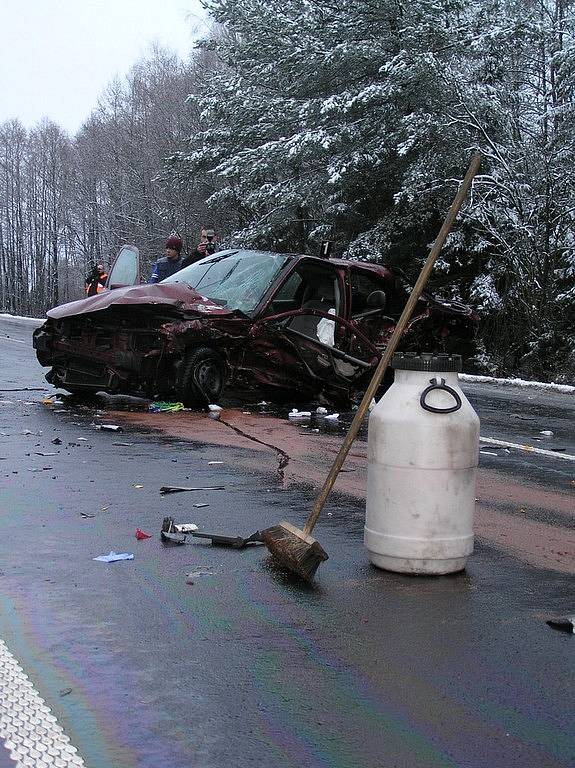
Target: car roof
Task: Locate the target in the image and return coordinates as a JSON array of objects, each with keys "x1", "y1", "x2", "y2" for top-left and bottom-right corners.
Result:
[{"x1": 219, "y1": 248, "x2": 394, "y2": 278}]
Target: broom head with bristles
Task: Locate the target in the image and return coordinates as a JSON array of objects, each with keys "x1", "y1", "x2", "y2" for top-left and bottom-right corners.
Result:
[{"x1": 261, "y1": 521, "x2": 329, "y2": 581}]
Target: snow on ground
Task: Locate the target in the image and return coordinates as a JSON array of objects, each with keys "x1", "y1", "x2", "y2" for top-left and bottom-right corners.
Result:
[
  {"x1": 0, "y1": 313, "x2": 573, "y2": 393},
  {"x1": 0, "y1": 313, "x2": 44, "y2": 325},
  {"x1": 460, "y1": 373, "x2": 574, "y2": 395}
]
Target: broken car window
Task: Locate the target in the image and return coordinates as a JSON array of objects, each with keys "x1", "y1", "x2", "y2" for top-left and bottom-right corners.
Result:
[{"x1": 163, "y1": 250, "x2": 288, "y2": 313}]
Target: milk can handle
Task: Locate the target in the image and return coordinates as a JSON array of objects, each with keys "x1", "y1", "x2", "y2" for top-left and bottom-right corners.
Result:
[{"x1": 420, "y1": 378, "x2": 462, "y2": 414}]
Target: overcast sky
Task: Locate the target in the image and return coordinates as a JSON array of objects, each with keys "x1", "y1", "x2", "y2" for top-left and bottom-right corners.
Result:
[{"x1": 0, "y1": 0, "x2": 206, "y2": 135}]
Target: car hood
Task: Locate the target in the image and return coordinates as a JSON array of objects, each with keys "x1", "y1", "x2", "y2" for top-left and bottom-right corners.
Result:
[{"x1": 46, "y1": 283, "x2": 235, "y2": 320}]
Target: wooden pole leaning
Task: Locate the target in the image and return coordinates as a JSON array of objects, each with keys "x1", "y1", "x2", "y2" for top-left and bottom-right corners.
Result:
[{"x1": 261, "y1": 153, "x2": 482, "y2": 580}]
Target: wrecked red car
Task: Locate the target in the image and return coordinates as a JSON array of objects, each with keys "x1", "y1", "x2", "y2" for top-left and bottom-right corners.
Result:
[{"x1": 33, "y1": 246, "x2": 477, "y2": 405}]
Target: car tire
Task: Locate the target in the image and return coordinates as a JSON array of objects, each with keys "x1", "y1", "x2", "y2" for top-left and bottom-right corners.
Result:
[{"x1": 178, "y1": 347, "x2": 226, "y2": 406}]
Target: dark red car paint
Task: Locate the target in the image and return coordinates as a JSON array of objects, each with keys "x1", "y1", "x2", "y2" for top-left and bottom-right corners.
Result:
[{"x1": 33, "y1": 249, "x2": 477, "y2": 404}]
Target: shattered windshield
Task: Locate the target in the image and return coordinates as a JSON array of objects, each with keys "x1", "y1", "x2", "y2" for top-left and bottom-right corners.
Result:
[{"x1": 162, "y1": 250, "x2": 288, "y2": 313}]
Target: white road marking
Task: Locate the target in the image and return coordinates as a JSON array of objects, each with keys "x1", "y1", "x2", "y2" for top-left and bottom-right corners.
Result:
[
  {"x1": 0, "y1": 639, "x2": 86, "y2": 767},
  {"x1": 0, "y1": 337, "x2": 25, "y2": 344},
  {"x1": 480, "y1": 436, "x2": 575, "y2": 462}
]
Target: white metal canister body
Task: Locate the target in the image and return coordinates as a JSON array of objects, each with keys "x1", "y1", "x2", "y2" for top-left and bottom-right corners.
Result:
[{"x1": 365, "y1": 353, "x2": 480, "y2": 574}]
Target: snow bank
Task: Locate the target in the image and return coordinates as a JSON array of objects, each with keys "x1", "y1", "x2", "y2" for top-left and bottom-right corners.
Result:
[
  {"x1": 0, "y1": 313, "x2": 45, "y2": 326},
  {"x1": 460, "y1": 373, "x2": 574, "y2": 395}
]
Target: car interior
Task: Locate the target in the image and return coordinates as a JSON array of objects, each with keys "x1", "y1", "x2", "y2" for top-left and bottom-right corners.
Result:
[{"x1": 287, "y1": 272, "x2": 341, "y2": 342}]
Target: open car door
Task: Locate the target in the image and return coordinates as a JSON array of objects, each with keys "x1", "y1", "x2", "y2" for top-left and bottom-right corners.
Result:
[{"x1": 105, "y1": 245, "x2": 140, "y2": 290}]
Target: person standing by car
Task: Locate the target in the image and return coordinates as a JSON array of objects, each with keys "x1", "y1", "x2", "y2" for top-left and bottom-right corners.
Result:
[
  {"x1": 85, "y1": 263, "x2": 108, "y2": 296},
  {"x1": 148, "y1": 234, "x2": 184, "y2": 283},
  {"x1": 181, "y1": 228, "x2": 218, "y2": 269}
]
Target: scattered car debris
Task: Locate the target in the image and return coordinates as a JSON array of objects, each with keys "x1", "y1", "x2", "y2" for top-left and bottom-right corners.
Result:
[
  {"x1": 112, "y1": 442, "x2": 134, "y2": 447},
  {"x1": 51, "y1": 437, "x2": 62, "y2": 445},
  {"x1": 35, "y1": 452, "x2": 57, "y2": 456},
  {"x1": 98, "y1": 424, "x2": 123, "y2": 432},
  {"x1": 93, "y1": 551, "x2": 134, "y2": 562},
  {"x1": 186, "y1": 568, "x2": 213, "y2": 584},
  {"x1": 21, "y1": 430, "x2": 42, "y2": 436},
  {"x1": 480, "y1": 450, "x2": 499, "y2": 456},
  {"x1": 135, "y1": 528, "x2": 152, "y2": 540},
  {"x1": 540, "y1": 430, "x2": 554, "y2": 436},
  {"x1": 191, "y1": 530, "x2": 263, "y2": 549},
  {"x1": 324, "y1": 413, "x2": 339, "y2": 421},
  {"x1": 546, "y1": 615, "x2": 575, "y2": 633},
  {"x1": 80, "y1": 512, "x2": 95, "y2": 519},
  {"x1": 316, "y1": 407, "x2": 328, "y2": 414},
  {"x1": 551, "y1": 447, "x2": 567, "y2": 452},
  {"x1": 133, "y1": 484, "x2": 144, "y2": 489},
  {"x1": 207, "y1": 461, "x2": 224, "y2": 466},
  {"x1": 160, "y1": 517, "x2": 187, "y2": 544},
  {"x1": 59, "y1": 688, "x2": 73, "y2": 697},
  {"x1": 160, "y1": 485, "x2": 224, "y2": 495},
  {"x1": 148, "y1": 401, "x2": 184, "y2": 413},
  {"x1": 76, "y1": 437, "x2": 88, "y2": 441},
  {"x1": 174, "y1": 523, "x2": 199, "y2": 533},
  {"x1": 193, "y1": 503, "x2": 209, "y2": 508},
  {"x1": 289, "y1": 409, "x2": 311, "y2": 420}
]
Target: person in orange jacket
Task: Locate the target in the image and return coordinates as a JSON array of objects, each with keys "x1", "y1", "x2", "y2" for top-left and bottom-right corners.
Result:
[{"x1": 85, "y1": 263, "x2": 108, "y2": 296}]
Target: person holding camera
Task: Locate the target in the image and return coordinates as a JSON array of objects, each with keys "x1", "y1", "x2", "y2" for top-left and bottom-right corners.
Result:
[
  {"x1": 148, "y1": 234, "x2": 184, "y2": 283},
  {"x1": 181, "y1": 228, "x2": 218, "y2": 269},
  {"x1": 85, "y1": 262, "x2": 108, "y2": 296}
]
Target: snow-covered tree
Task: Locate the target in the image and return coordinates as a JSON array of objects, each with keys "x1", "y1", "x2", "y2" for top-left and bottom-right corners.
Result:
[
  {"x1": 173, "y1": 0, "x2": 575, "y2": 380},
  {"x1": 178, "y1": 0, "x2": 478, "y2": 260}
]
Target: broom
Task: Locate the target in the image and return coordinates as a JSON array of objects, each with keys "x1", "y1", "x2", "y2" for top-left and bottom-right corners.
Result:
[{"x1": 261, "y1": 153, "x2": 482, "y2": 581}]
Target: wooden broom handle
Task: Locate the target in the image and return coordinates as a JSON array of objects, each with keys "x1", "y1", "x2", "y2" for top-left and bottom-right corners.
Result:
[{"x1": 303, "y1": 153, "x2": 482, "y2": 535}]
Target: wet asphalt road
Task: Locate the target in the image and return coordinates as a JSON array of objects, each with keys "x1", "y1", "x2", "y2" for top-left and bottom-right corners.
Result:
[{"x1": 0, "y1": 315, "x2": 574, "y2": 768}]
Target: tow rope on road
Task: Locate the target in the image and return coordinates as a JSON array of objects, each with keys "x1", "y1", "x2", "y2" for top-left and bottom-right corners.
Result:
[
  {"x1": 480, "y1": 436, "x2": 575, "y2": 462},
  {"x1": 0, "y1": 639, "x2": 86, "y2": 766}
]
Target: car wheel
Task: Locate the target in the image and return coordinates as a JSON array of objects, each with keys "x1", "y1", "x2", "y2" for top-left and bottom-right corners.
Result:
[{"x1": 178, "y1": 347, "x2": 225, "y2": 406}]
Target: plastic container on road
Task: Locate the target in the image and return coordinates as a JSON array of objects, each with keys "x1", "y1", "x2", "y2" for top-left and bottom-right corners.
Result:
[{"x1": 365, "y1": 352, "x2": 480, "y2": 574}]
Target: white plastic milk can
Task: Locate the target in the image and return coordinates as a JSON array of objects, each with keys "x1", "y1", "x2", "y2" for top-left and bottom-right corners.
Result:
[{"x1": 364, "y1": 352, "x2": 480, "y2": 574}]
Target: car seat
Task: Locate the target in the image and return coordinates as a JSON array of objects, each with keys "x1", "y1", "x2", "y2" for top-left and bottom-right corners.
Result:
[{"x1": 289, "y1": 275, "x2": 339, "y2": 340}]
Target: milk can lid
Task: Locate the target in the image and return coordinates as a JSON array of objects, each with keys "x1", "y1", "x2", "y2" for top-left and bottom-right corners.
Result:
[{"x1": 392, "y1": 352, "x2": 462, "y2": 372}]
